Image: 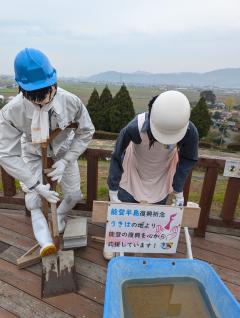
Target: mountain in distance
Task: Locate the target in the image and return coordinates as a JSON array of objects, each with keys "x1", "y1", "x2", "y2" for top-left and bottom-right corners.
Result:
[
  {"x1": 84, "y1": 68, "x2": 240, "y2": 89},
  {"x1": 1, "y1": 68, "x2": 240, "y2": 89}
]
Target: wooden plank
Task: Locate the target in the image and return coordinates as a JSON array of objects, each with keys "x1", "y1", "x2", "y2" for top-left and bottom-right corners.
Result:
[
  {"x1": 0, "y1": 246, "x2": 25, "y2": 265},
  {"x1": 0, "y1": 213, "x2": 34, "y2": 238},
  {"x1": 194, "y1": 166, "x2": 219, "y2": 237},
  {"x1": 0, "y1": 241, "x2": 10, "y2": 254},
  {"x1": 207, "y1": 224, "x2": 240, "y2": 237},
  {"x1": 0, "y1": 226, "x2": 35, "y2": 252},
  {"x1": 92, "y1": 201, "x2": 200, "y2": 228},
  {"x1": 205, "y1": 232, "x2": 240, "y2": 250},
  {"x1": 224, "y1": 282, "x2": 240, "y2": 302},
  {"x1": 0, "y1": 208, "x2": 32, "y2": 225},
  {"x1": 0, "y1": 246, "x2": 105, "y2": 305},
  {"x1": 50, "y1": 203, "x2": 59, "y2": 248},
  {"x1": 0, "y1": 196, "x2": 25, "y2": 205},
  {"x1": 17, "y1": 253, "x2": 41, "y2": 269},
  {"x1": 16, "y1": 243, "x2": 40, "y2": 269},
  {"x1": 213, "y1": 264, "x2": 240, "y2": 286},
  {"x1": 74, "y1": 202, "x2": 90, "y2": 213},
  {"x1": 197, "y1": 156, "x2": 225, "y2": 169},
  {"x1": 221, "y1": 177, "x2": 240, "y2": 222},
  {"x1": 0, "y1": 215, "x2": 107, "y2": 268},
  {"x1": 75, "y1": 245, "x2": 108, "y2": 267},
  {"x1": 87, "y1": 236, "x2": 105, "y2": 251},
  {"x1": 0, "y1": 258, "x2": 103, "y2": 318},
  {"x1": 86, "y1": 156, "x2": 98, "y2": 211},
  {"x1": 88, "y1": 222, "x2": 106, "y2": 238},
  {"x1": 1, "y1": 214, "x2": 240, "y2": 304},
  {"x1": 1, "y1": 168, "x2": 16, "y2": 197},
  {"x1": 4, "y1": 228, "x2": 240, "y2": 282},
  {"x1": 86, "y1": 148, "x2": 112, "y2": 159},
  {"x1": 0, "y1": 306, "x2": 18, "y2": 318},
  {"x1": 0, "y1": 280, "x2": 72, "y2": 318},
  {"x1": 177, "y1": 241, "x2": 240, "y2": 272},
  {"x1": 75, "y1": 257, "x2": 107, "y2": 284},
  {"x1": 2, "y1": 209, "x2": 239, "y2": 278},
  {"x1": 184, "y1": 234, "x2": 240, "y2": 262},
  {"x1": 91, "y1": 236, "x2": 105, "y2": 243},
  {"x1": 208, "y1": 217, "x2": 240, "y2": 230},
  {"x1": 54, "y1": 293, "x2": 98, "y2": 317},
  {"x1": 183, "y1": 170, "x2": 192, "y2": 204},
  {"x1": 76, "y1": 273, "x2": 105, "y2": 305},
  {"x1": 182, "y1": 207, "x2": 200, "y2": 228}
]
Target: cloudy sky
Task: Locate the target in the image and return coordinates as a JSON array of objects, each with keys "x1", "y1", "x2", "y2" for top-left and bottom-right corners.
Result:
[{"x1": 1, "y1": 0, "x2": 240, "y2": 77}]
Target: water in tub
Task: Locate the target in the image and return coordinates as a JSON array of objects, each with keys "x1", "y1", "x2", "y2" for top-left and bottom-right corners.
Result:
[{"x1": 122, "y1": 277, "x2": 218, "y2": 318}]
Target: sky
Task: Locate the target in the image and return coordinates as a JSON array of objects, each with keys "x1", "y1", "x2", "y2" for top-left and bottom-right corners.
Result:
[{"x1": 1, "y1": 0, "x2": 240, "y2": 77}]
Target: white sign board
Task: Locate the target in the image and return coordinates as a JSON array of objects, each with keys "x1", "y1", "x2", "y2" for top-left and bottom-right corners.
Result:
[
  {"x1": 223, "y1": 160, "x2": 240, "y2": 178},
  {"x1": 104, "y1": 204, "x2": 183, "y2": 254}
]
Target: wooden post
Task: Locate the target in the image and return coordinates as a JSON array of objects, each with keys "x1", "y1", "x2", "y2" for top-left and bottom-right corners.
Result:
[
  {"x1": 86, "y1": 152, "x2": 98, "y2": 211},
  {"x1": 41, "y1": 143, "x2": 50, "y2": 220},
  {"x1": 183, "y1": 170, "x2": 192, "y2": 205},
  {"x1": 221, "y1": 177, "x2": 240, "y2": 222},
  {"x1": 194, "y1": 166, "x2": 218, "y2": 237},
  {"x1": 1, "y1": 167, "x2": 16, "y2": 197}
]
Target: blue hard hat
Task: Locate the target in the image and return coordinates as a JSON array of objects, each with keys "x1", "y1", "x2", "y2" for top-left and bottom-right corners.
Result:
[{"x1": 14, "y1": 48, "x2": 57, "y2": 91}]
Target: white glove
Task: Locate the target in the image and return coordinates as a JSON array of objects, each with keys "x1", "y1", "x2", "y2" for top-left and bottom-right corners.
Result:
[
  {"x1": 172, "y1": 192, "x2": 184, "y2": 206},
  {"x1": 47, "y1": 159, "x2": 67, "y2": 183},
  {"x1": 35, "y1": 183, "x2": 60, "y2": 204},
  {"x1": 109, "y1": 190, "x2": 121, "y2": 203}
]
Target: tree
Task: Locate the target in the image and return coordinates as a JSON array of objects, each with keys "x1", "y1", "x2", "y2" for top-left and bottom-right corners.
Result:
[
  {"x1": 224, "y1": 96, "x2": 235, "y2": 112},
  {"x1": 218, "y1": 121, "x2": 228, "y2": 146},
  {"x1": 99, "y1": 86, "x2": 113, "y2": 131},
  {"x1": 190, "y1": 97, "x2": 212, "y2": 139},
  {"x1": 109, "y1": 84, "x2": 135, "y2": 133},
  {"x1": 87, "y1": 88, "x2": 101, "y2": 130},
  {"x1": 200, "y1": 90, "x2": 216, "y2": 105}
]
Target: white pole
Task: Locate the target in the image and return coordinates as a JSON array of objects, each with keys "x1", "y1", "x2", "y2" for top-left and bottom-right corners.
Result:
[{"x1": 184, "y1": 227, "x2": 193, "y2": 259}]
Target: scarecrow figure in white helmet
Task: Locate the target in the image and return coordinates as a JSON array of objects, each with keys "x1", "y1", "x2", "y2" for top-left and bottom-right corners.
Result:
[
  {"x1": 105, "y1": 90, "x2": 199, "y2": 259},
  {"x1": 0, "y1": 48, "x2": 95, "y2": 257}
]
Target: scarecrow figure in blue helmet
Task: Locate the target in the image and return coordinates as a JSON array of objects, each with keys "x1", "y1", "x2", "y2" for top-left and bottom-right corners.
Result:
[{"x1": 0, "y1": 48, "x2": 95, "y2": 257}]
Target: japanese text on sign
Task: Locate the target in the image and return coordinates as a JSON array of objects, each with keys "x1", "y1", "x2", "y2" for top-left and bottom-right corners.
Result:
[{"x1": 104, "y1": 204, "x2": 183, "y2": 254}]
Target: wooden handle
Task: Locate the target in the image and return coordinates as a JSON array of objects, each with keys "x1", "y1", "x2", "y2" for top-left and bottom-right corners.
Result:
[{"x1": 51, "y1": 203, "x2": 59, "y2": 237}]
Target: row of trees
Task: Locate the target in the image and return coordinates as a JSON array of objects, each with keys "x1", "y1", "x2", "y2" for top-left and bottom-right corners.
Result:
[
  {"x1": 87, "y1": 86, "x2": 237, "y2": 148},
  {"x1": 87, "y1": 85, "x2": 213, "y2": 139},
  {"x1": 87, "y1": 84, "x2": 135, "y2": 133}
]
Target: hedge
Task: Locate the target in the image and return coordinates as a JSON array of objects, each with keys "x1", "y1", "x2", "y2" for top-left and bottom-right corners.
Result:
[
  {"x1": 93, "y1": 130, "x2": 118, "y2": 140},
  {"x1": 227, "y1": 143, "x2": 240, "y2": 151}
]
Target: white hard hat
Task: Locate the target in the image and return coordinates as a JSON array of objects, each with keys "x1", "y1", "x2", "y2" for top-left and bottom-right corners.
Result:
[{"x1": 150, "y1": 90, "x2": 190, "y2": 145}]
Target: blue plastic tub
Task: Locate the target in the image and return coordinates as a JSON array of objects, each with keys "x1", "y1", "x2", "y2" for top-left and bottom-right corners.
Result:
[{"x1": 104, "y1": 257, "x2": 240, "y2": 318}]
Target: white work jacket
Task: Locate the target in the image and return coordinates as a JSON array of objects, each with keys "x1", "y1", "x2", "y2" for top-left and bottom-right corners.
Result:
[{"x1": 0, "y1": 87, "x2": 95, "y2": 189}]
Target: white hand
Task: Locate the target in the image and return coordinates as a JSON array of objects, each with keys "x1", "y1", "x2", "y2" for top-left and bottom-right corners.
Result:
[
  {"x1": 35, "y1": 183, "x2": 59, "y2": 204},
  {"x1": 173, "y1": 192, "x2": 184, "y2": 206},
  {"x1": 47, "y1": 159, "x2": 67, "y2": 183},
  {"x1": 109, "y1": 190, "x2": 121, "y2": 203}
]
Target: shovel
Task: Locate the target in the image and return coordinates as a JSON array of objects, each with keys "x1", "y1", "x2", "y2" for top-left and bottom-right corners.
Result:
[{"x1": 40, "y1": 142, "x2": 77, "y2": 298}]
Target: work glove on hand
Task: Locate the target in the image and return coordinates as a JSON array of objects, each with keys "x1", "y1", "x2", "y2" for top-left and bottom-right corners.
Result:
[
  {"x1": 172, "y1": 192, "x2": 184, "y2": 206},
  {"x1": 35, "y1": 183, "x2": 60, "y2": 204},
  {"x1": 47, "y1": 159, "x2": 68, "y2": 183},
  {"x1": 109, "y1": 190, "x2": 121, "y2": 203}
]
